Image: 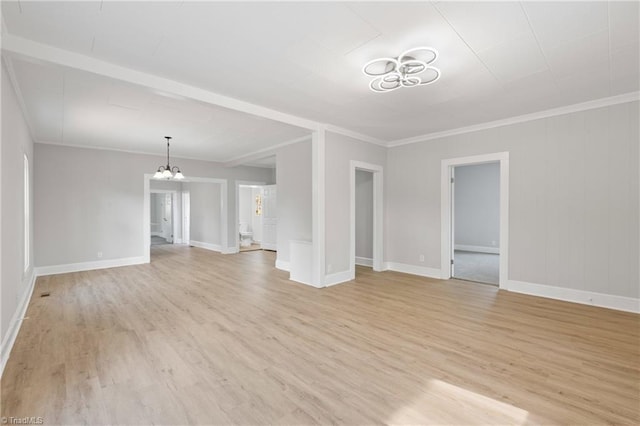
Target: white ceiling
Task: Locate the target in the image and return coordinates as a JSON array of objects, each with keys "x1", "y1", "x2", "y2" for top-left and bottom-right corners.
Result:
[
  {"x1": 2, "y1": 1, "x2": 639, "y2": 154},
  {"x1": 4, "y1": 55, "x2": 309, "y2": 162}
]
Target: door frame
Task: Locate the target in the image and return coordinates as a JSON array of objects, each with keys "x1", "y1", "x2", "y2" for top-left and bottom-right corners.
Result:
[
  {"x1": 182, "y1": 191, "x2": 190, "y2": 244},
  {"x1": 350, "y1": 161, "x2": 384, "y2": 279},
  {"x1": 144, "y1": 175, "x2": 228, "y2": 263},
  {"x1": 149, "y1": 189, "x2": 179, "y2": 244},
  {"x1": 235, "y1": 180, "x2": 267, "y2": 251},
  {"x1": 440, "y1": 152, "x2": 509, "y2": 289}
]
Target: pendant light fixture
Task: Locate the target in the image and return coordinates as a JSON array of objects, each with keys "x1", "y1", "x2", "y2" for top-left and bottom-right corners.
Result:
[
  {"x1": 363, "y1": 46, "x2": 441, "y2": 93},
  {"x1": 153, "y1": 136, "x2": 184, "y2": 180}
]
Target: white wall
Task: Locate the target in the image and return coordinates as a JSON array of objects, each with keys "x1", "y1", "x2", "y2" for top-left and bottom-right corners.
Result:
[
  {"x1": 325, "y1": 132, "x2": 386, "y2": 274},
  {"x1": 454, "y1": 162, "x2": 500, "y2": 251},
  {"x1": 387, "y1": 101, "x2": 639, "y2": 299},
  {"x1": 1, "y1": 61, "x2": 35, "y2": 361},
  {"x1": 275, "y1": 140, "x2": 312, "y2": 265},
  {"x1": 34, "y1": 144, "x2": 273, "y2": 267},
  {"x1": 185, "y1": 182, "x2": 221, "y2": 247},
  {"x1": 355, "y1": 170, "x2": 373, "y2": 259}
]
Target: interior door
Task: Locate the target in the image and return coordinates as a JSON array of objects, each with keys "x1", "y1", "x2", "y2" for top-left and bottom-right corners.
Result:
[
  {"x1": 163, "y1": 193, "x2": 173, "y2": 243},
  {"x1": 261, "y1": 185, "x2": 277, "y2": 250}
]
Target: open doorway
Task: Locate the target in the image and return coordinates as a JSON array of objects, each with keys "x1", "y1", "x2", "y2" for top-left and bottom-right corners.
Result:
[
  {"x1": 144, "y1": 176, "x2": 228, "y2": 262},
  {"x1": 349, "y1": 161, "x2": 383, "y2": 280},
  {"x1": 452, "y1": 162, "x2": 500, "y2": 285},
  {"x1": 441, "y1": 152, "x2": 509, "y2": 289},
  {"x1": 355, "y1": 170, "x2": 374, "y2": 272},
  {"x1": 238, "y1": 184, "x2": 263, "y2": 252},
  {"x1": 150, "y1": 190, "x2": 178, "y2": 246}
]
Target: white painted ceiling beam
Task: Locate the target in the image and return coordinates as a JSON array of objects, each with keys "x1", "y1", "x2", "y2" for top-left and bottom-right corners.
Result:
[
  {"x1": 223, "y1": 135, "x2": 312, "y2": 168},
  {"x1": 1, "y1": 34, "x2": 321, "y2": 132}
]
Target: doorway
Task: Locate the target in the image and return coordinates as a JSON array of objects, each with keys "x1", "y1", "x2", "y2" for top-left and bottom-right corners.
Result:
[
  {"x1": 452, "y1": 162, "x2": 500, "y2": 285},
  {"x1": 238, "y1": 184, "x2": 263, "y2": 252},
  {"x1": 441, "y1": 152, "x2": 509, "y2": 289},
  {"x1": 355, "y1": 170, "x2": 374, "y2": 271},
  {"x1": 144, "y1": 176, "x2": 228, "y2": 262},
  {"x1": 150, "y1": 191, "x2": 177, "y2": 246},
  {"x1": 349, "y1": 161, "x2": 383, "y2": 279}
]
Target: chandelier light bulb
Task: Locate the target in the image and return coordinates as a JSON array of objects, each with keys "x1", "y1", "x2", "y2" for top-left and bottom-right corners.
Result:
[{"x1": 153, "y1": 136, "x2": 185, "y2": 180}]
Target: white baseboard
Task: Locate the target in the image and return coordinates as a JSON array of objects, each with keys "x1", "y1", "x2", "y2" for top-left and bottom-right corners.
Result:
[
  {"x1": 384, "y1": 262, "x2": 442, "y2": 279},
  {"x1": 222, "y1": 247, "x2": 239, "y2": 254},
  {"x1": 261, "y1": 243, "x2": 277, "y2": 251},
  {"x1": 455, "y1": 244, "x2": 500, "y2": 254},
  {"x1": 355, "y1": 256, "x2": 373, "y2": 267},
  {"x1": 507, "y1": 280, "x2": 640, "y2": 313},
  {"x1": 275, "y1": 259, "x2": 290, "y2": 272},
  {"x1": 151, "y1": 231, "x2": 163, "y2": 237},
  {"x1": 35, "y1": 256, "x2": 147, "y2": 276},
  {"x1": 1, "y1": 270, "x2": 37, "y2": 378},
  {"x1": 324, "y1": 269, "x2": 354, "y2": 287},
  {"x1": 189, "y1": 240, "x2": 222, "y2": 253}
]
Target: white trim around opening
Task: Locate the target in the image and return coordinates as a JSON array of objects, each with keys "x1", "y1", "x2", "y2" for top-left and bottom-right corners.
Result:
[
  {"x1": 234, "y1": 180, "x2": 267, "y2": 251},
  {"x1": 440, "y1": 152, "x2": 510, "y2": 289},
  {"x1": 350, "y1": 160, "x2": 384, "y2": 281},
  {"x1": 144, "y1": 175, "x2": 228, "y2": 263}
]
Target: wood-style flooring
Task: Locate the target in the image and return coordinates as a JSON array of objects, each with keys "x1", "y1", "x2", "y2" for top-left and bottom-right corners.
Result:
[{"x1": 2, "y1": 245, "x2": 639, "y2": 425}]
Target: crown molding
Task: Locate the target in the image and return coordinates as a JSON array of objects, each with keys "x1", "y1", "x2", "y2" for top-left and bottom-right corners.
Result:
[
  {"x1": 324, "y1": 124, "x2": 387, "y2": 146},
  {"x1": 34, "y1": 139, "x2": 232, "y2": 165},
  {"x1": 388, "y1": 91, "x2": 640, "y2": 148},
  {"x1": 223, "y1": 134, "x2": 312, "y2": 167}
]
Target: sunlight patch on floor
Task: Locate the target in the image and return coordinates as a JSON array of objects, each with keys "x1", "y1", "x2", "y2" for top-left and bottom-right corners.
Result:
[{"x1": 387, "y1": 379, "x2": 529, "y2": 425}]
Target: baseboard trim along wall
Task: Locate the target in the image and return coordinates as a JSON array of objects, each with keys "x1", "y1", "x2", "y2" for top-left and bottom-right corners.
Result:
[
  {"x1": 1, "y1": 270, "x2": 37, "y2": 378},
  {"x1": 34, "y1": 256, "x2": 147, "y2": 276},
  {"x1": 324, "y1": 270, "x2": 354, "y2": 287},
  {"x1": 275, "y1": 259, "x2": 290, "y2": 272},
  {"x1": 454, "y1": 244, "x2": 500, "y2": 255},
  {"x1": 355, "y1": 256, "x2": 373, "y2": 267},
  {"x1": 507, "y1": 280, "x2": 640, "y2": 313},
  {"x1": 189, "y1": 240, "x2": 222, "y2": 253},
  {"x1": 384, "y1": 262, "x2": 442, "y2": 279}
]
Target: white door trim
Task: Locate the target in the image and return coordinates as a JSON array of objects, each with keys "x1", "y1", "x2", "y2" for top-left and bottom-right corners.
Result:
[
  {"x1": 312, "y1": 128, "x2": 326, "y2": 287},
  {"x1": 440, "y1": 152, "x2": 509, "y2": 289},
  {"x1": 350, "y1": 161, "x2": 384, "y2": 280},
  {"x1": 144, "y1": 175, "x2": 228, "y2": 262}
]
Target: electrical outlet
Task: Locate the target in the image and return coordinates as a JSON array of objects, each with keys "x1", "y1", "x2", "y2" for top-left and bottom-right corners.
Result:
[
  {"x1": 97, "y1": 251, "x2": 103, "y2": 259},
  {"x1": 419, "y1": 254, "x2": 425, "y2": 262}
]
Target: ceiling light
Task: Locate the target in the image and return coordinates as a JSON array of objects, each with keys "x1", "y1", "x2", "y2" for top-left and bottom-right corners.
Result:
[
  {"x1": 153, "y1": 136, "x2": 184, "y2": 180},
  {"x1": 363, "y1": 47, "x2": 441, "y2": 93}
]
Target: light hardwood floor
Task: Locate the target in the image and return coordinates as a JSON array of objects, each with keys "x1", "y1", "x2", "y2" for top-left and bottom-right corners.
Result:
[{"x1": 2, "y1": 245, "x2": 639, "y2": 425}]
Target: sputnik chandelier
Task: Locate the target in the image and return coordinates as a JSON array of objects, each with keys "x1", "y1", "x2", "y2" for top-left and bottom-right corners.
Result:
[
  {"x1": 153, "y1": 136, "x2": 184, "y2": 180},
  {"x1": 362, "y1": 47, "x2": 441, "y2": 93}
]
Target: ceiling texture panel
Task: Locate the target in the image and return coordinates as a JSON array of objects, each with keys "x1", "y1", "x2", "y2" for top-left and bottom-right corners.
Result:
[{"x1": 1, "y1": 1, "x2": 638, "y2": 160}]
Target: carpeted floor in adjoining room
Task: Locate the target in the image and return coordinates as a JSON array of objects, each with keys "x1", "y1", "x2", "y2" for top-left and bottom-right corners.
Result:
[{"x1": 453, "y1": 250, "x2": 499, "y2": 285}]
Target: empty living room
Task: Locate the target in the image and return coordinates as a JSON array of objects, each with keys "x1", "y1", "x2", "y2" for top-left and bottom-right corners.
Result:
[{"x1": 1, "y1": 1, "x2": 639, "y2": 425}]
